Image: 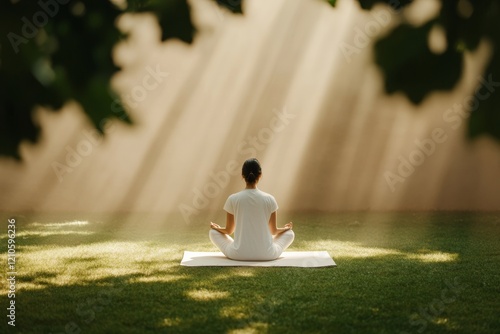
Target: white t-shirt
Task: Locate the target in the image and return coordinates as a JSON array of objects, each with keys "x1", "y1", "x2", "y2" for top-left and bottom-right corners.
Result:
[{"x1": 223, "y1": 188, "x2": 279, "y2": 260}]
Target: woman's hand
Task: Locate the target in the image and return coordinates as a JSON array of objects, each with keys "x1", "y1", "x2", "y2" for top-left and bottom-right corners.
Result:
[
  {"x1": 210, "y1": 215, "x2": 235, "y2": 235},
  {"x1": 210, "y1": 222, "x2": 227, "y2": 234},
  {"x1": 284, "y1": 222, "x2": 293, "y2": 230},
  {"x1": 210, "y1": 222, "x2": 222, "y2": 230}
]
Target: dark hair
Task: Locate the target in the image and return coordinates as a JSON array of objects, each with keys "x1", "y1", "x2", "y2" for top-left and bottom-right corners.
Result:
[{"x1": 242, "y1": 158, "x2": 262, "y2": 184}]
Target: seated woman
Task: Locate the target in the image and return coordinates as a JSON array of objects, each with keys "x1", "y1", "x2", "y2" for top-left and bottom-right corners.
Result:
[{"x1": 209, "y1": 158, "x2": 294, "y2": 260}]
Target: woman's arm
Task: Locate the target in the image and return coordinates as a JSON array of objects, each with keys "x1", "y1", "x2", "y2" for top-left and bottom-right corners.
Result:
[
  {"x1": 210, "y1": 212, "x2": 235, "y2": 235},
  {"x1": 268, "y1": 211, "x2": 293, "y2": 236}
]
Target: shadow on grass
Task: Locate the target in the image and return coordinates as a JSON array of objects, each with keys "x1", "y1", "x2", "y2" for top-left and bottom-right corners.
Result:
[
  {"x1": 2, "y1": 212, "x2": 500, "y2": 333},
  {"x1": 13, "y1": 255, "x2": 491, "y2": 334}
]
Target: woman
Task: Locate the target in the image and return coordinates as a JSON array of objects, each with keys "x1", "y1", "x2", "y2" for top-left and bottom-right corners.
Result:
[{"x1": 209, "y1": 158, "x2": 295, "y2": 260}]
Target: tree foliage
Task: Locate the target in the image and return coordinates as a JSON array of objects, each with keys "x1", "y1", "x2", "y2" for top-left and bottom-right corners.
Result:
[
  {"x1": 0, "y1": 0, "x2": 499, "y2": 160},
  {"x1": 0, "y1": 0, "x2": 242, "y2": 159},
  {"x1": 363, "y1": 0, "x2": 500, "y2": 139}
]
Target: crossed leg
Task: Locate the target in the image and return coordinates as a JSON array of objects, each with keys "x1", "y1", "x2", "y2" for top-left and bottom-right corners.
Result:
[
  {"x1": 209, "y1": 229, "x2": 234, "y2": 256},
  {"x1": 209, "y1": 229, "x2": 295, "y2": 260}
]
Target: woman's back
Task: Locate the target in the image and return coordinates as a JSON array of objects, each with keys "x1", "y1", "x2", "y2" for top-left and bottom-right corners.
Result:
[
  {"x1": 209, "y1": 158, "x2": 294, "y2": 261},
  {"x1": 224, "y1": 188, "x2": 278, "y2": 259}
]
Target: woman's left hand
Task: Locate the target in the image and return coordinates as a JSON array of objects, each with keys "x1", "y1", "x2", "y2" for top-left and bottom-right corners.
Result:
[{"x1": 210, "y1": 222, "x2": 221, "y2": 230}]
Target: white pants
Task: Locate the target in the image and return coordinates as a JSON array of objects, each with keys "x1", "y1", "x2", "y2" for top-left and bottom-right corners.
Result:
[{"x1": 209, "y1": 229, "x2": 295, "y2": 261}]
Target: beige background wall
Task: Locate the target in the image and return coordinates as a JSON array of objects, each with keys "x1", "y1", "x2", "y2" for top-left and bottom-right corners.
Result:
[{"x1": 1, "y1": 0, "x2": 499, "y2": 220}]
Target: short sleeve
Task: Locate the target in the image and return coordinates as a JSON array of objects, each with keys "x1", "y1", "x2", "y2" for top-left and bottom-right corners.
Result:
[
  {"x1": 268, "y1": 195, "x2": 278, "y2": 213},
  {"x1": 223, "y1": 195, "x2": 234, "y2": 214}
]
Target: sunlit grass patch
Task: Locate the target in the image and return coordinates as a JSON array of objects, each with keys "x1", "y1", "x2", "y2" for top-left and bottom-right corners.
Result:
[
  {"x1": 220, "y1": 305, "x2": 247, "y2": 320},
  {"x1": 17, "y1": 230, "x2": 95, "y2": 238},
  {"x1": 407, "y1": 251, "x2": 459, "y2": 262},
  {"x1": 311, "y1": 240, "x2": 399, "y2": 258},
  {"x1": 161, "y1": 317, "x2": 182, "y2": 327},
  {"x1": 186, "y1": 289, "x2": 230, "y2": 301},
  {"x1": 19, "y1": 240, "x2": 184, "y2": 289},
  {"x1": 304, "y1": 240, "x2": 459, "y2": 263},
  {"x1": 228, "y1": 322, "x2": 269, "y2": 334},
  {"x1": 30, "y1": 220, "x2": 89, "y2": 228}
]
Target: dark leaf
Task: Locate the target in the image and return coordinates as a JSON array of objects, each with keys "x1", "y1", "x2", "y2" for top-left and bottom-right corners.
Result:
[
  {"x1": 130, "y1": 0, "x2": 196, "y2": 43},
  {"x1": 357, "y1": 0, "x2": 413, "y2": 11},
  {"x1": 214, "y1": 0, "x2": 244, "y2": 14},
  {"x1": 375, "y1": 21, "x2": 463, "y2": 104},
  {"x1": 0, "y1": 0, "x2": 130, "y2": 159},
  {"x1": 468, "y1": 18, "x2": 500, "y2": 139}
]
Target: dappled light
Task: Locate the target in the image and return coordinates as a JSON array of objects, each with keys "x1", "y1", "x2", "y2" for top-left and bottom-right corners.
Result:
[
  {"x1": 220, "y1": 305, "x2": 247, "y2": 320},
  {"x1": 14, "y1": 218, "x2": 464, "y2": 295},
  {"x1": 186, "y1": 289, "x2": 230, "y2": 301},
  {"x1": 127, "y1": 275, "x2": 184, "y2": 284},
  {"x1": 1, "y1": 0, "x2": 500, "y2": 332},
  {"x1": 17, "y1": 230, "x2": 94, "y2": 238},
  {"x1": 407, "y1": 251, "x2": 459, "y2": 263},
  {"x1": 30, "y1": 220, "x2": 89, "y2": 228},
  {"x1": 0, "y1": 212, "x2": 498, "y2": 332},
  {"x1": 19, "y1": 240, "x2": 182, "y2": 289},
  {"x1": 228, "y1": 322, "x2": 269, "y2": 334},
  {"x1": 161, "y1": 317, "x2": 182, "y2": 328},
  {"x1": 306, "y1": 240, "x2": 459, "y2": 262}
]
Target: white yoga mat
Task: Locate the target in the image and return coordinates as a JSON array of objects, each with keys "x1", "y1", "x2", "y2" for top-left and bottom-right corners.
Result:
[{"x1": 181, "y1": 251, "x2": 336, "y2": 267}]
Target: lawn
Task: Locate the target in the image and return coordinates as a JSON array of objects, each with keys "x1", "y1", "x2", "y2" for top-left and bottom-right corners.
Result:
[{"x1": 1, "y1": 212, "x2": 499, "y2": 333}]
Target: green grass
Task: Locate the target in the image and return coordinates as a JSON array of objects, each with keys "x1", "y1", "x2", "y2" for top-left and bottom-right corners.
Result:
[{"x1": 1, "y1": 212, "x2": 499, "y2": 333}]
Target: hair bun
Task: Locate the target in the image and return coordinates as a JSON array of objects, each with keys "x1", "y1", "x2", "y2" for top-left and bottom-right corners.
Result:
[
  {"x1": 247, "y1": 172, "x2": 256, "y2": 183},
  {"x1": 242, "y1": 158, "x2": 261, "y2": 184}
]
